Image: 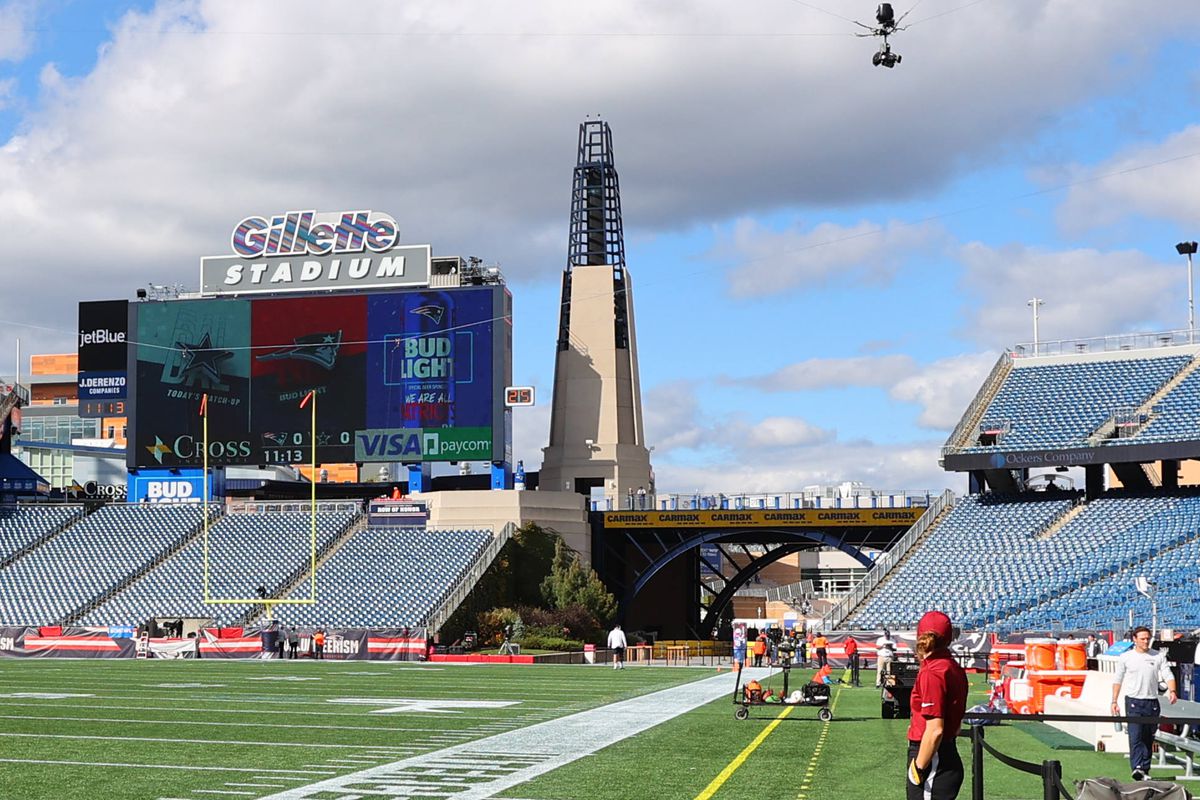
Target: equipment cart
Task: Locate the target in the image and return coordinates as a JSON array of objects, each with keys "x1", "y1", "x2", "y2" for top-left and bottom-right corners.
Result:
[{"x1": 732, "y1": 662, "x2": 833, "y2": 722}]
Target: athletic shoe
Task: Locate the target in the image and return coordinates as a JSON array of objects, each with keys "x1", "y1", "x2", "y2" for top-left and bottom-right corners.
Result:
[{"x1": 1132, "y1": 769, "x2": 1147, "y2": 782}]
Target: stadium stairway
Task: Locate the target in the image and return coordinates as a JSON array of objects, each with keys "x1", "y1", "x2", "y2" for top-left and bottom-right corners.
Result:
[
  {"x1": 424, "y1": 522, "x2": 515, "y2": 633},
  {"x1": 1088, "y1": 354, "x2": 1200, "y2": 445},
  {"x1": 237, "y1": 509, "x2": 367, "y2": 626},
  {"x1": 0, "y1": 505, "x2": 85, "y2": 570},
  {"x1": 822, "y1": 490, "x2": 956, "y2": 630},
  {"x1": 940, "y1": 353, "x2": 1013, "y2": 456},
  {"x1": 62, "y1": 506, "x2": 220, "y2": 625}
]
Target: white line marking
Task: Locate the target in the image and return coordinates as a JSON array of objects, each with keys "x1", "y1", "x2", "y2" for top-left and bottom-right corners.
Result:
[
  {"x1": 0, "y1": 713, "x2": 468, "y2": 733},
  {"x1": 0, "y1": 759, "x2": 333, "y2": 774},
  {"x1": 194, "y1": 791, "x2": 256, "y2": 796},
  {"x1": 257, "y1": 671, "x2": 743, "y2": 799},
  {"x1": 0, "y1": 732, "x2": 397, "y2": 749},
  {"x1": 225, "y1": 784, "x2": 284, "y2": 789}
]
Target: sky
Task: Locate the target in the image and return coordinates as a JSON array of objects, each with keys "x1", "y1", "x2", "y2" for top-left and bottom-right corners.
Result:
[{"x1": 0, "y1": 0, "x2": 1197, "y2": 495}]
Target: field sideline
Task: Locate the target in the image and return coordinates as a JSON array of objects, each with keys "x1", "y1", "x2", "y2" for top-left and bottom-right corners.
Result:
[{"x1": 0, "y1": 660, "x2": 1139, "y2": 799}]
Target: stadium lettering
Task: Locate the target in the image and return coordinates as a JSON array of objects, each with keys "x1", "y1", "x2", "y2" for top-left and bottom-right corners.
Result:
[
  {"x1": 82, "y1": 481, "x2": 127, "y2": 498},
  {"x1": 171, "y1": 435, "x2": 252, "y2": 460},
  {"x1": 817, "y1": 512, "x2": 860, "y2": 521},
  {"x1": 324, "y1": 637, "x2": 360, "y2": 655},
  {"x1": 231, "y1": 210, "x2": 398, "y2": 258},
  {"x1": 659, "y1": 513, "x2": 700, "y2": 523},
  {"x1": 439, "y1": 439, "x2": 487, "y2": 455},
  {"x1": 79, "y1": 329, "x2": 126, "y2": 346},
  {"x1": 357, "y1": 432, "x2": 423, "y2": 458},
  {"x1": 146, "y1": 481, "x2": 194, "y2": 500},
  {"x1": 711, "y1": 513, "x2": 752, "y2": 522},
  {"x1": 0, "y1": 636, "x2": 14, "y2": 651},
  {"x1": 400, "y1": 337, "x2": 453, "y2": 379},
  {"x1": 763, "y1": 512, "x2": 807, "y2": 522}
]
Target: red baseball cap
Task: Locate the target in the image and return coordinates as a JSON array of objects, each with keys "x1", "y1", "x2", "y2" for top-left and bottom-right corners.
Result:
[{"x1": 918, "y1": 610, "x2": 953, "y2": 640}]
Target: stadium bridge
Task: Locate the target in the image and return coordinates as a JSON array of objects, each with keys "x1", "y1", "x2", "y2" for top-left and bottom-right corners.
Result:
[{"x1": 590, "y1": 506, "x2": 927, "y2": 639}]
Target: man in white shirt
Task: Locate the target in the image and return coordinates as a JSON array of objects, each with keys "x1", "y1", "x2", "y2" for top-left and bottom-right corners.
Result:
[
  {"x1": 607, "y1": 624, "x2": 628, "y2": 670},
  {"x1": 875, "y1": 629, "x2": 896, "y2": 687},
  {"x1": 1111, "y1": 626, "x2": 1177, "y2": 781}
]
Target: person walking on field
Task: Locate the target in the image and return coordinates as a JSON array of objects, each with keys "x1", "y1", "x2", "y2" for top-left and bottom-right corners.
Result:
[
  {"x1": 906, "y1": 611, "x2": 968, "y2": 800},
  {"x1": 287, "y1": 627, "x2": 299, "y2": 659},
  {"x1": 607, "y1": 623, "x2": 627, "y2": 670},
  {"x1": 752, "y1": 632, "x2": 768, "y2": 668},
  {"x1": 313, "y1": 629, "x2": 326, "y2": 660},
  {"x1": 813, "y1": 632, "x2": 828, "y2": 668},
  {"x1": 844, "y1": 636, "x2": 861, "y2": 687},
  {"x1": 1111, "y1": 626, "x2": 1177, "y2": 781},
  {"x1": 876, "y1": 629, "x2": 897, "y2": 687}
]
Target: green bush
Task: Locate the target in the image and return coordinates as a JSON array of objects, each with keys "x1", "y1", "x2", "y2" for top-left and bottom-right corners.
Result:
[{"x1": 519, "y1": 634, "x2": 584, "y2": 652}]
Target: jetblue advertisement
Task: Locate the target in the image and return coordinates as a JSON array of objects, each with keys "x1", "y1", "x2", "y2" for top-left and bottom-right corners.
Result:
[{"x1": 77, "y1": 299, "x2": 130, "y2": 416}]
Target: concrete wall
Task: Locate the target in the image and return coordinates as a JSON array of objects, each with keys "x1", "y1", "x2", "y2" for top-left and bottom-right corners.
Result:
[{"x1": 420, "y1": 489, "x2": 591, "y2": 565}]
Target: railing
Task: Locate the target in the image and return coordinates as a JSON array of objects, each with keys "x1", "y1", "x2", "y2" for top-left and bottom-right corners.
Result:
[
  {"x1": 652, "y1": 489, "x2": 933, "y2": 512},
  {"x1": 224, "y1": 500, "x2": 362, "y2": 515},
  {"x1": 1011, "y1": 327, "x2": 1199, "y2": 358},
  {"x1": 819, "y1": 489, "x2": 955, "y2": 630},
  {"x1": 765, "y1": 580, "x2": 816, "y2": 604},
  {"x1": 941, "y1": 352, "x2": 1013, "y2": 459},
  {"x1": 424, "y1": 523, "x2": 512, "y2": 634}
]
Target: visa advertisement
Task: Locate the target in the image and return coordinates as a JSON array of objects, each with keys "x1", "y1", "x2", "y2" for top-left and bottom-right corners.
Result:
[{"x1": 128, "y1": 286, "x2": 508, "y2": 468}]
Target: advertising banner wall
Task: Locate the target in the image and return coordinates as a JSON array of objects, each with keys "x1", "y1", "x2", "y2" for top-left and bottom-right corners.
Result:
[
  {"x1": 0, "y1": 627, "x2": 138, "y2": 658},
  {"x1": 128, "y1": 469, "x2": 212, "y2": 504},
  {"x1": 128, "y1": 286, "x2": 505, "y2": 468}
]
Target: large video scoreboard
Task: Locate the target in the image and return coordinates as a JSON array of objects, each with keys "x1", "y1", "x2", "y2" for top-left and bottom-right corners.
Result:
[{"x1": 118, "y1": 285, "x2": 512, "y2": 469}]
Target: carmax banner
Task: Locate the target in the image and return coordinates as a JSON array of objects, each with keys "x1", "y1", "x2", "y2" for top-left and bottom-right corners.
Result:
[{"x1": 602, "y1": 508, "x2": 925, "y2": 528}]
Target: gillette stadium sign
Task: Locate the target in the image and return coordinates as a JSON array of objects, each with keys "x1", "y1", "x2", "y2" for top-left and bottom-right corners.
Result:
[{"x1": 200, "y1": 210, "x2": 431, "y2": 296}]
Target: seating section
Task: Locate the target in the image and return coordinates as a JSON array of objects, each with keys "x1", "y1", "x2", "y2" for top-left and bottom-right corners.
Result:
[
  {"x1": 0, "y1": 505, "x2": 83, "y2": 562},
  {"x1": 0, "y1": 505, "x2": 204, "y2": 626},
  {"x1": 960, "y1": 355, "x2": 1189, "y2": 451},
  {"x1": 851, "y1": 493, "x2": 1200, "y2": 632},
  {"x1": 80, "y1": 510, "x2": 358, "y2": 627},
  {"x1": 274, "y1": 527, "x2": 494, "y2": 628},
  {"x1": 1125, "y1": 367, "x2": 1200, "y2": 444}
]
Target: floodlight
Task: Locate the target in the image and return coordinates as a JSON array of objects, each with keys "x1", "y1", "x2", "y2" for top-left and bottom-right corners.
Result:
[{"x1": 1177, "y1": 241, "x2": 1199, "y2": 256}]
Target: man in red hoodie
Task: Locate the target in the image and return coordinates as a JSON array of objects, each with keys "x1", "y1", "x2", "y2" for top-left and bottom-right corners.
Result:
[{"x1": 844, "y1": 636, "x2": 861, "y2": 687}]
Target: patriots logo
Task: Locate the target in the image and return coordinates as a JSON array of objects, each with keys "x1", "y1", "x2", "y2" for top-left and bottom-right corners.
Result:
[
  {"x1": 257, "y1": 331, "x2": 342, "y2": 370},
  {"x1": 261, "y1": 432, "x2": 288, "y2": 446},
  {"x1": 411, "y1": 305, "x2": 445, "y2": 325}
]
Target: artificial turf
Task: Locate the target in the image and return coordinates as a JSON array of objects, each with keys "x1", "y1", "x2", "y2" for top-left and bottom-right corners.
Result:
[{"x1": 0, "y1": 660, "x2": 1152, "y2": 799}]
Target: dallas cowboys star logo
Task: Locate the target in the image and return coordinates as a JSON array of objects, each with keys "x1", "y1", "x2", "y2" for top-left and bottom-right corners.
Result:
[{"x1": 175, "y1": 333, "x2": 233, "y2": 390}]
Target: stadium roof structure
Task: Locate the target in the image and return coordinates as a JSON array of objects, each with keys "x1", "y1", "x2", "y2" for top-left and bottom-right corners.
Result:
[{"x1": 941, "y1": 331, "x2": 1200, "y2": 486}]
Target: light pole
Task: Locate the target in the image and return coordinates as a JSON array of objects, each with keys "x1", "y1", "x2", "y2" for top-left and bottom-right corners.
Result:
[
  {"x1": 1178, "y1": 242, "x2": 1198, "y2": 344},
  {"x1": 1027, "y1": 298, "x2": 1044, "y2": 355}
]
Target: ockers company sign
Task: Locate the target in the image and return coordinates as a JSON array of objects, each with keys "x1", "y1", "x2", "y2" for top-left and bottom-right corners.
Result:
[{"x1": 200, "y1": 210, "x2": 431, "y2": 296}]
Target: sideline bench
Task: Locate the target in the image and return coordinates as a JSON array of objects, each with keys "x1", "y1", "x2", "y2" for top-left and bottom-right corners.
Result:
[{"x1": 1156, "y1": 698, "x2": 1200, "y2": 780}]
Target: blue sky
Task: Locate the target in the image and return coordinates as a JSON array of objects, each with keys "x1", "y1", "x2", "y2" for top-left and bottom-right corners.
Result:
[{"x1": 0, "y1": 0, "x2": 1197, "y2": 493}]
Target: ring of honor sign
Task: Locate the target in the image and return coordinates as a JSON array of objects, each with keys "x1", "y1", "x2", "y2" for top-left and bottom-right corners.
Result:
[{"x1": 114, "y1": 210, "x2": 512, "y2": 469}]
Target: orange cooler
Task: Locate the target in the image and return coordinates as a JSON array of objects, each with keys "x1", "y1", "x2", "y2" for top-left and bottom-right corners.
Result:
[
  {"x1": 1059, "y1": 640, "x2": 1087, "y2": 670},
  {"x1": 1025, "y1": 638, "x2": 1058, "y2": 671}
]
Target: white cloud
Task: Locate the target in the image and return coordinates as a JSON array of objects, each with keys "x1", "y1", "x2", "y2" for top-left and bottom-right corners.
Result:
[
  {"x1": 741, "y1": 416, "x2": 833, "y2": 449},
  {"x1": 0, "y1": 1, "x2": 35, "y2": 63},
  {"x1": 0, "y1": 0, "x2": 1190, "y2": 358},
  {"x1": 957, "y1": 243, "x2": 1178, "y2": 348},
  {"x1": 733, "y1": 354, "x2": 917, "y2": 391},
  {"x1": 720, "y1": 218, "x2": 943, "y2": 297},
  {"x1": 1056, "y1": 125, "x2": 1200, "y2": 232},
  {"x1": 890, "y1": 352, "x2": 999, "y2": 431},
  {"x1": 655, "y1": 440, "x2": 954, "y2": 496}
]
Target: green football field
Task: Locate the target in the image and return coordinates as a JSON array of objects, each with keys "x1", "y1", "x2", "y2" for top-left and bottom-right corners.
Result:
[{"x1": 0, "y1": 659, "x2": 1143, "y2": 799}]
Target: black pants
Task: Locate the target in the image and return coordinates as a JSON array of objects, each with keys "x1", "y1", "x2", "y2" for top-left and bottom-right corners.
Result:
[
  {"x1": 1125, "y1": 696, "x2": 1160, "y2": 773},
  {"x1": 849, "y1": 654, "x2": 860, "y2": 685},
  {"x1": 816, "y1": 648, "x2": 827, "y2": 668},
  {"x1": 906, "y1": 739, "x2": 964, "y2": 800}
]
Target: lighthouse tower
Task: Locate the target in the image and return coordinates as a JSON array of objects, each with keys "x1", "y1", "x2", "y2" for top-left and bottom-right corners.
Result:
[{"x1": 540, "y1": 121, "x2": 653, "y2": 510}]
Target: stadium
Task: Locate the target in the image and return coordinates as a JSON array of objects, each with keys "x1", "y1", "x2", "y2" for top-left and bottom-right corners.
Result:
[{"x1": 2, "y1": 121, "x2": 1200, "y2": 800}]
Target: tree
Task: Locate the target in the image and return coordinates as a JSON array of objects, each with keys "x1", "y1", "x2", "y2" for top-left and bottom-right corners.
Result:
[{"x1": 541, "y1": 539, "x2": 618, "y2": 626}]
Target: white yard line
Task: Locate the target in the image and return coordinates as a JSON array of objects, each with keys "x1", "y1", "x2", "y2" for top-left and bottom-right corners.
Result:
[
  {"x1": 0, "y1": 732, "x2": 405, "y2": 749},
  {"x1": 0, "y1": 759, "x2": 334, "y2": 774},
  {"x1": 0, "y1": 712, "x2": 467, "y2": 733},
  {"x1": 258, "y1": 670, "x2": 751, "y2": 800}
]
